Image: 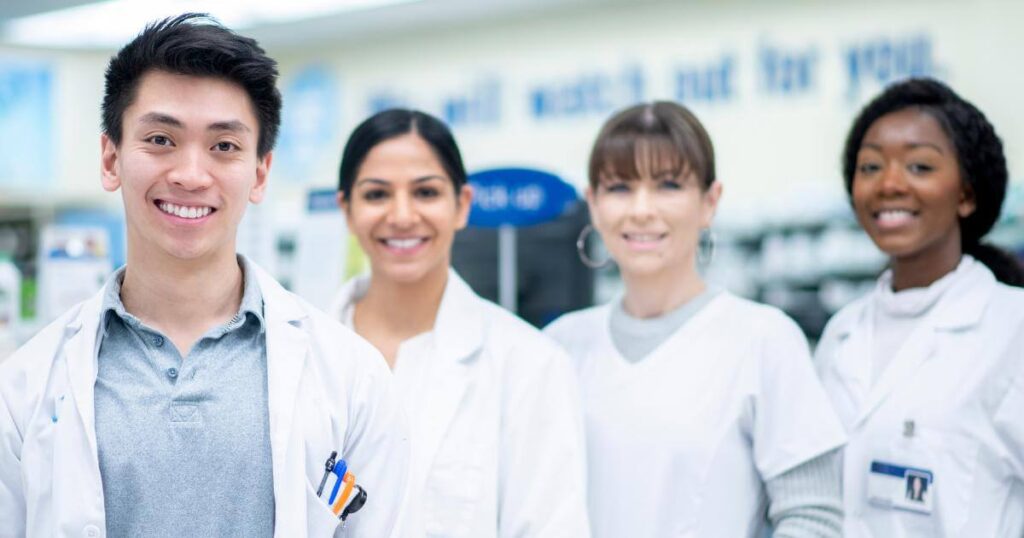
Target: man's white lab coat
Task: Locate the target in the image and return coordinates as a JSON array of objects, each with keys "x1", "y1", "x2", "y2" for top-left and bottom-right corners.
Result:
[{"x1": 0, "y1": 261, "x2": 408, "y2": 538}]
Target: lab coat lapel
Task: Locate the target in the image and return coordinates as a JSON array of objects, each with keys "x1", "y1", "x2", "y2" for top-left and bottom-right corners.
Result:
[
  {"x1": 853, "y1": 260, "x2": 993, "y2": 428},
  {"x1": 327, "y1": 275, "x2": 368, "y2": 325},
  {"x1": 853, "y1": 323, "x2": 936, "y2": 427},
  {"x1": 53, "y1": 288, "x2": 108, "y2": 531},
  {"x1": 828, "y1": 301, "x2": 874, "y2": 429},
  {"x1": 63, "y1": 288, "x2": 105, "y2": 461},
  {"x1": 417, "y1": 270, "x2": 483, "y2": 473},
  {"x1": 253, "y1": 264, "x2": 311, "y2": 532}
]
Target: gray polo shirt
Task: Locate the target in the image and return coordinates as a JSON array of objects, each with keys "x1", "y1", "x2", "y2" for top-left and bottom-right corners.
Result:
[{"x1": 94, "y1": 258, "x2": 274, "y2": 538}]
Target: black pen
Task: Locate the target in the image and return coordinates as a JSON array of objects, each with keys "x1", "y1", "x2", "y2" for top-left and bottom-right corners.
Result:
[{"x1": 316, "y1": 450, "x2": 337, "y2": 497}]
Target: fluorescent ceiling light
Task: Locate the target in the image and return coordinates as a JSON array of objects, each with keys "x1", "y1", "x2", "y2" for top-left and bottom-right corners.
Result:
[{"x1": 1, "y1": 0, "x2": 420, "y2": 48}]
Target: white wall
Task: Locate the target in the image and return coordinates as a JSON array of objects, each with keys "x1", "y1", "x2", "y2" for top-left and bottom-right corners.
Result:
[
  {"x1": 3, "y1": 0, "x2": 1023, "y2": 222},
  {"x1": 0, "y1": 45, "x2": 108, "y2": 205},
  {"x1": 267, "y1": 0, "x2": 1024, "y2": 225}
]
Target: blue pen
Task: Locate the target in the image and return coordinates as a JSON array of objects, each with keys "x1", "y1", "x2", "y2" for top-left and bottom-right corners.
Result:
[
  {"x1": 51, "y1": 394, "x2": 65, "y2": 423},
  {"x1": 327, "y1": 460, "x2": 348, "y2": 504}
]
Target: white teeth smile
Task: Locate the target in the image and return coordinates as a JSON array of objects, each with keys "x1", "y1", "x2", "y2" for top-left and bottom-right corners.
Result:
[
  {"x1": 158, "y1": 202, "x2": 212, "y2": 219},
  {"x1": 384, "y1": 238, "x2": 425, "y2": 249},
  {"x1": 624, "y1": 234, "x2": 664, "y2": 241},
  {"x1": 876, "y1": 209, "x2": 915, "y2": 224}
]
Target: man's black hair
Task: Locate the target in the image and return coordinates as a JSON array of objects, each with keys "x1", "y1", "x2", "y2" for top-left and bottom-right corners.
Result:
[{"x1": 102, "y1": 13, "x2": 282, "y2": 158}]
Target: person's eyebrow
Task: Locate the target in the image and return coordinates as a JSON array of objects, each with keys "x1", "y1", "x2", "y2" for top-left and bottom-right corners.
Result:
[
  {"x1": 208, "y1": 120, "x2": 251, "y2": 134},
  {"x1": 138, "y1": 112, "x2": 184, "y2": 129},
  {"x1": 355, "y1": 175, "x2": 445, "y2": 187},
  {"x1": 136, "y1": 113, "x2": 251, "y2": 135},
  {"x1": 906, "y1": 142, "x2": 944, "y2": 153},
  {"x1": 860, "y1": 141, "x2": 945, "y2": 153}
]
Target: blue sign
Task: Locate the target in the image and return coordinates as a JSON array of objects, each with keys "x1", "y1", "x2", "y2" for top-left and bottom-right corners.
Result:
[
  {"x1": 276, "y1": 65, "x2": 341, "y2": 182},
  {"x1": 468, "y1": 168, "x2": 578, "y2": 228},
  {"x1": 307, "y1": 188, "x2": 340, "y2": 213},
  {"x1": 0, "y1": 61, "x2": 53, "y2": 188}
]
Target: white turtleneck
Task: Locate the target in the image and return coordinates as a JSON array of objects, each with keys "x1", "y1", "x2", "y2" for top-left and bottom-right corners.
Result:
[{"x1": 870, "y1": 256, "x2": 974, "y2": 385}]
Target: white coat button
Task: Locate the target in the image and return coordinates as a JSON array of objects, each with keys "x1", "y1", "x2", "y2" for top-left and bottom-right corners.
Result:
[{"x1": 83, "y1": 524, "x2": 101, "y2": 537}]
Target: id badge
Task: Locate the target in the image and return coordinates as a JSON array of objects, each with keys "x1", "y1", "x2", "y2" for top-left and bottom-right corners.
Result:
[
  {"x1": 868, "y1": 460, "x2": 934, "y2": 514},
  {"x1": 867, "y1": 424, "x2": 935, "y2": 515}
]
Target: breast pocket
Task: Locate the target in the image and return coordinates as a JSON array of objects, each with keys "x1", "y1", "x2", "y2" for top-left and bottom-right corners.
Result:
[
  {"x1": 915, "y1": 429, "x2": 978, "y2": 535},
  {"x1": 870, "y1": 428, "x2": 979, "y2": 536},
  {"x1": 301, "y1": 385, "x2": 345, "y2": 482},
  {"x1": 422, "y1": 459, "x2": 483, "y2": 538},
  {"x1": 22, "y1": 394, "x2": 61, "y2": 510},
  {"x1": 22, "y1": 439, "x2": 54, "y2": 524},
  {"x1": 299, "y1": 386, "x2": 348, "y2": 536},
  {"x1": 305, "y1": 478, "x2": 343, "y2": 537}
]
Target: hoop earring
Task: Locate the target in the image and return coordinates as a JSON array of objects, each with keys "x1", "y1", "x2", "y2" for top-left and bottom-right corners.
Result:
[
  {"x1": 698, "y1": 228, "x2": 715, "y2": 266},
  {"x1": 576, "y1": 224, "x2": 611, "y2": 269}
]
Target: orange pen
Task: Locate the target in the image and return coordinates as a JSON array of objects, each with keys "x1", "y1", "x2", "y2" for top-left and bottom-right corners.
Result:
[{"x1": 332, "y1": 471, "x2": 356, "y2": 515}]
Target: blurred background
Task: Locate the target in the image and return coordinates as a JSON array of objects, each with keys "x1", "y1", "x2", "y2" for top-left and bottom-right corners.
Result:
[{"x1": 2, "y1": 0, "x2": 1023, "y2": 360}]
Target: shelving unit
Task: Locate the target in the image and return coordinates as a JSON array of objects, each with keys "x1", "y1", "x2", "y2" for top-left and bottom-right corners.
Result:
[{"x1": 588, "y1": 183, "x2": 1024, "y2": 341}]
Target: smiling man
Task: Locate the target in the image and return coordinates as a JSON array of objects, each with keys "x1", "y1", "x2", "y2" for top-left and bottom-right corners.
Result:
[{"x1": 0, "y1": 14, "x2": 407, "y2": 538}]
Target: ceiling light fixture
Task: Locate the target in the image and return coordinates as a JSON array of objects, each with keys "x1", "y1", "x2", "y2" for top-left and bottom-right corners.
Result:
[{"x1": 1, "y1": 0, "x2": 420, "y2": 49}]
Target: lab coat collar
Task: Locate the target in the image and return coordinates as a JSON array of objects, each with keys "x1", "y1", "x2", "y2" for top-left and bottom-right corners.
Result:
[
  {"x1": 100, "y1": 258, "x2": 268, "y2": 337},
  {"x1": 926, "y1": 255, "x2": 994, "y2": 331},
  {"x1": 415, "y1": 269, "x2": 483, "y2": 483},
  {"x1": 330, "y1": 268, "x2": 485, "y2": 364},
  {"x1": 247, "y1": 258, "x2": 311, "y2": 527},
  {"x1": 849, "y1": 256, "x2": 995, "y2": 428},
  {"x1": 249, "y1": 257, "x2": 307, "y2": 326},
  {"x1": 433, "y1": 269, "x2": 485, "y2": 364},
  {"x1": 831, "y1": 256, "x2": 991, "y2": 341},
  {"x1": 63, "y1": 285, "x2": 106, "y2": 462},
  {"x1": 58, "y1": 257, "x2": 312, "y2": 535},
  {"x1": 829, "y1": 296, "x2": 870, "y2": 341},
  {"x1": 328, "y1": 275, "x2": 368, "y2": 327},
  {"x1": 331, "y1": 268, "x2": 485, "y2": 481},
  {"x1": 62, "y1": 256, "x2": 304, "y2": 471}
]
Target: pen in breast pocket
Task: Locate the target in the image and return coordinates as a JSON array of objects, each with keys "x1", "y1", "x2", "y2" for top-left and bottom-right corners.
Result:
[
  {"x1": 51, "y1": 394, "x2": 65, "y2": 423},
  {"x1": 316, "y1": 450, "x2": 337, "y2": 497},
  {"x1": 315, "y1": 451, "x2": 367, "y2": 522}
]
